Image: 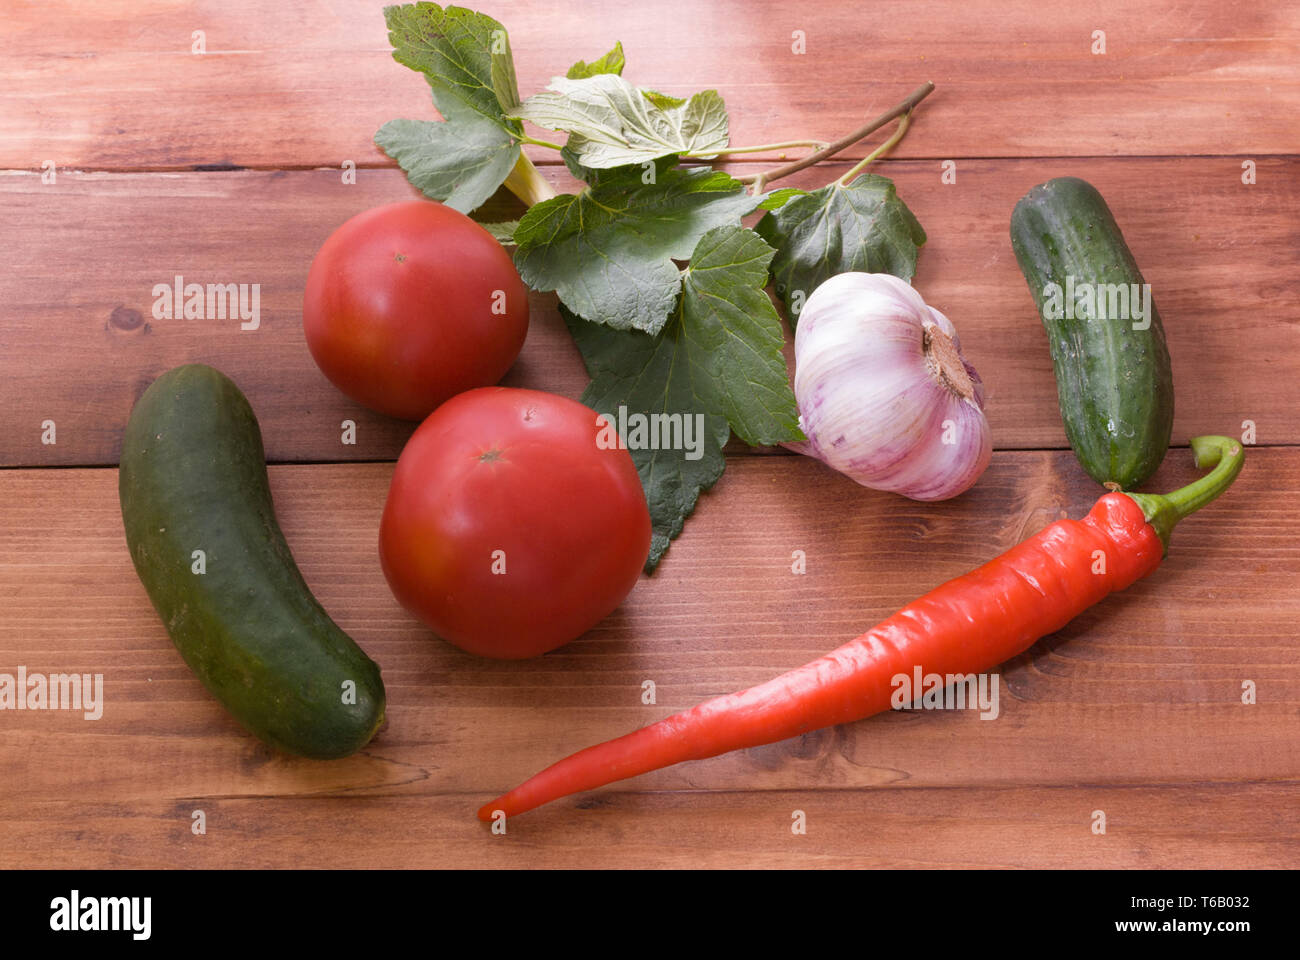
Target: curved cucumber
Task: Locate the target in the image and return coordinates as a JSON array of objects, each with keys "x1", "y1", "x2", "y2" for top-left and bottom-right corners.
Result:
[
  {"x1": 119, "y1": 364, "x2": 385, "y2": 758},
  {"x1": 1010, "y1": 176, "x2": 1174, "y2": 489}
]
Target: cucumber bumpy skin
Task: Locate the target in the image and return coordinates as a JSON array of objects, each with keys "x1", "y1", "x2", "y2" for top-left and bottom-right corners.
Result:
[
  {"x1": 119, "y1": 364, "x2": 385, "y2": 758},
  {"x1": 1010, "y1": 176, "x2": 1174, "y2": 490}
]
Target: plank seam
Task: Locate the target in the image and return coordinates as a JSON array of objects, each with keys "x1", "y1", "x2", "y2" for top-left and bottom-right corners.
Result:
[
  {"x1": 4, "y1": 443, "x2": 1298, "y2": 472},
  {"x1": 2, "y1": 154, "x2": 1297, "y2": 176}
]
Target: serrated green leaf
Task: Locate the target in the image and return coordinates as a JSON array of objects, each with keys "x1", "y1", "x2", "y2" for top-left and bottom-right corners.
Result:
[
  {"x1": 476, "y1": 220, "x2": 519, "y2": 243},
  {"x1": 640, "y1": 89, "x2": 687, "y2": 110},
  {"x1": 559, "y1": 144, "x2": 591, "y2": 181},
  {"x1": 756, "y1": 187, "x2": 807, "y2": 211},
  {"x1": 755, "y1": 173, "x2": 926, "y2": 321},
  {"x1": 677, "y1": 227, "x2": 804, "y2": 446},
  {"x1": 513, "y1": 160, "x2": 760, "y2": 334},
  {"x1": 384, "y1": 3, "x2": 520, "y2": 129},
  {"x1": 567, "y1": 304, "x2": 729, "y2": 571},
  {"x1": 488, "y1": 28, "x2": 520, "y2": 111},
  {"x1": 567, "y1": 41, "x2": 625, "y2": 79},
  {"x1": 376, "y1": 112, "x2": 520, "y2": 213},
  {"x1": 508, "y1": 73, "x2": 729, "y2": 168},
  {"x1": 563, "y1": 225, "x2": 802, "y2": 570},
  {"x1": 377, "y1": 3, "x2": 524, "y2": 213}
]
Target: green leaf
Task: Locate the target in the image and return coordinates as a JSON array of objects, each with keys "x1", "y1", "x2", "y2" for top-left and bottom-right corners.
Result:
[
  {"x1": 477, "y1": 220, "x2": 519, "y2": 243},
  {"x1": 512, "y1": 159, "x2": 760, "y2": 334},
  {"x1": 566, "y1": 41, "x2": 625, "y2": 79},
  {"x1": 640, "y1": 89, "x2": 687, "y2": 110},
  {"x1": 756, "y1": 173, "x2": 926, "y2": 321},
  {"x1": 376, "y1": 111, "x2": 520, "y2": 214},
  {"x1": 384, "y1": 3, "x2": 520, "y2": 128},
  {"x1": 508, "y1": 73, "x2": 729, "y2": 168},
  {"x1": 756, "y1": 187, "x2": 807, "y2": 211},
  {"x1": 376, "y1": 4, "x2": 524, "y2": 213},
  {"x1": 675, "y1": 226, "x2": 803, "y2": 447},
  {"x1": 568, "y1": 304, "x2": 729, "y2": 571},
  {"x1": 559, "y1": 144, "x2": 590, "y2": 181},
  {"x1": 564, "y1": 225, "x2": 802, "y2": 570},
  {"x1": 487, "y1": 24, "x2": 521, "y2": 111}
]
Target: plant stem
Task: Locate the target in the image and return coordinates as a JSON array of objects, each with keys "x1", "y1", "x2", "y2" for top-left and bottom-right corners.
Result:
[
  {"x1": 1124, "y1": 436, "x2": 1245, "y2": 553},
  {"x1": 690, "y1": 139, "x2": 830, "y2": 158},
  {"x1": 519, "y1": 134, "x2": 566, "y2": 151},
  {"x1": 736, "y1": 81, "x2": 934, "y2": 191},
  {"x1": 503, "y1": 152, "x2": 558, "y2": 207},
  {"x1": 836, "y1": 111, "x2": 912, "y2": 186}
]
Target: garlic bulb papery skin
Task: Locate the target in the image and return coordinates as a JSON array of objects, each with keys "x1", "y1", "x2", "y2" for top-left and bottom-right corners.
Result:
[{"x1": 790, "y1": 272, "x2": 992, "y2": 501}]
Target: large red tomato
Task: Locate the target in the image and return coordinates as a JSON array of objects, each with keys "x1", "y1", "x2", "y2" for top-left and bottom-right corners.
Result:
[
  {"x1": 303, "y1": 201, "x2": 528, "y2": 420},
  {"x1": 379, "y1": 387, "x2": 652, "y2": 659}
]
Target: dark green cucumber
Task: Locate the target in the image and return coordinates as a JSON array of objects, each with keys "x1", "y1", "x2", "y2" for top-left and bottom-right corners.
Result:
[
  {"x1": 1010, "y1": 176, "x2": 1174, "y2": 489},
  {"x1": 119, "y1": 364, "x2": 384, "y2": 758}
]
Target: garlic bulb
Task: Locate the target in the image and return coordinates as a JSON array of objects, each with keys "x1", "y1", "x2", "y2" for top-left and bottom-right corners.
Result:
[{"x1": 789, "y1": 272, "x2": 991, "y2": 501}]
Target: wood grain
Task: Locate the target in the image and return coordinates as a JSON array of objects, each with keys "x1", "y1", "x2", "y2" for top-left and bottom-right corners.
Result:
[
  {"x1": 0, "y1": 451, "x2": 1294, "y2": 867},
  {"x1": 3, "y1": 784, "x2": 1295, "y2": 869},
  {"x1": 2, "y1": 157, "x2": 1296, "y2": 467},
  {"x1": 2, "y1": 1, "x2": 1298, "y2": 170},
  {"x1": 4, "y1": 0, "x2": 1297, "y2": 872}
]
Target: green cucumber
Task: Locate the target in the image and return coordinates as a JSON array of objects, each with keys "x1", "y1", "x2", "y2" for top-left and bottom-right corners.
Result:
[
  {"x1": 1010, "y1": 176, "x2": 1174, "y2": 489},
  {"x1": 119, "y1": 364, "x2": 385, "y2": 758}
]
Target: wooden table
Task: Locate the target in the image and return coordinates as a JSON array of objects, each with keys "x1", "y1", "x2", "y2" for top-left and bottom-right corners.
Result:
[{"x1": 2, "y1": 0, "x2": 1296, "y2": 869}]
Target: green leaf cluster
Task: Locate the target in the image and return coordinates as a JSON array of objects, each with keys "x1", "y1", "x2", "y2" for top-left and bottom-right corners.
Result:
[
  {"x1": 513, "y1": 159, "x2": 761, "y2": 334},
  {"x1": 510, "y1": 74, "x2": 729, "y2": 169},
  {"x1": 566, "y1": 225, "x2": 802, "y2": 568},
  {"x1": 376, "y1": 5, "x2": 926, "y2": 567},
  {"x1": 756, "y1": 174, "x2": 926, "y2": 321},
  {"x1": 375, "y1": 4, "x2": 525, "y2": 213}
]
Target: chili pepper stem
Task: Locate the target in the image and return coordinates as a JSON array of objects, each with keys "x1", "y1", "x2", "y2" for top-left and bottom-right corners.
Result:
[{"x1": 1125, "y1": 435, "x2": 1244, "y2": 552}]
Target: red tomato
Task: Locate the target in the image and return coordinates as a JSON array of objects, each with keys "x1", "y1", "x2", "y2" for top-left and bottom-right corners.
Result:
[
  {"x1": 379, "y1": 387, "x2": 652, "y2": 659},
  {"x1": 303, "y1": 201, "x2": 528, "y2": 420}
]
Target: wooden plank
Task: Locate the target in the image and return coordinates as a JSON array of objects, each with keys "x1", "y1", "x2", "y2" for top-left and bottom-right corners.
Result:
[
  {"x1": 3, "y1": 1, "x2": 1298, "y2": 169},
  {"x1": 2, "y1": 157, "x2": 1296, "y2": 467},
  {"x1": 2, "y1": 784, "x2": 1295, "y2": 869},
  {"x1": 1, "y1": 450, "x2": 1295, "y2": 866}
]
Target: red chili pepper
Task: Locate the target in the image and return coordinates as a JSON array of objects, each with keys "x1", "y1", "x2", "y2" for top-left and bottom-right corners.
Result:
[{"x1": 479, "y1": 436, "x2": 1244, "y2": 821}]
